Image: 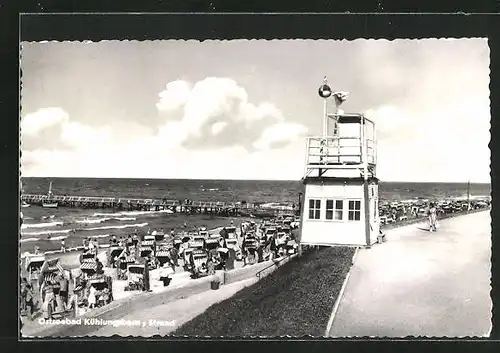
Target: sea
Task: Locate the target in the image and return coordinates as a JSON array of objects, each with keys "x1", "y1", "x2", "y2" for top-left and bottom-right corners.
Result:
[{"x1": 20, "y1": 177, "x2": 491, "y2": 254}]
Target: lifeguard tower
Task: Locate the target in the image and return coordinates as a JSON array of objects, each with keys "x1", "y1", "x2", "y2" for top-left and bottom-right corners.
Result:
[{"x1": 298, "y1": 77, "x2": 380, "y2": 248}]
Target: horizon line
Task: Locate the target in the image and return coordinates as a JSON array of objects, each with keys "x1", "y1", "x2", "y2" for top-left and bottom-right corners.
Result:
[{"x1": 20, "y1": 176, "x2": 492, "y2": 184}]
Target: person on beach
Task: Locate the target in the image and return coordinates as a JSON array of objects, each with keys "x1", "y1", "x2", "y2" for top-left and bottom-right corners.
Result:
[
  {"x1": 20, "y1": 278, "x2": 28, "y2": 313},
  {"x1": 428, "y1": 202, "x2": 438, "y2": 232},
  {"x1": 61, "y1": 239, "x2": 66, "y2": 253},
  {"x1": 25, "y1": 282, "x2": 34, "y2": 320},
  {"x1": 132, "y1": 233, "x2": 138, "y2": 248},
  {"x1": 143, "y1": 263, "x2": 151, "y2": 292},
  {"x1": 257, "y1": 245, "x2": 264, "y2": 263},
  {"x1": 88, "y1": 239, "x2": 95, "y2": 253},
  {"x1": 170, "y1": 246, "x2": 179, "y2": 268},
  {"x1": 111, "y1": 235, "x2": 117, "y2": 244},
  {"x1": 34, "y1": 246, "x2": 40, "y2": 255},
  {"x1": 269, "y1": 235, "x2": 277, "y2": 260},
  {"x1": 41, "y1": 280, "x2": 55, "y2": 319},
  {"x1": 96, "y1": 258, "x2": 104, "y2": 275},
  {"x1": 88, "y1": 285, "x2": 97, "y2": 309},
  {"x1": 127, "y1": 234, "x2": 133, "y2": 247},
  {"x1": 59, "y1": 275, "x2": 69, "y2": 307},
  {"x1": 226, "y1": 248, "x2": 236, "y2": 270}
]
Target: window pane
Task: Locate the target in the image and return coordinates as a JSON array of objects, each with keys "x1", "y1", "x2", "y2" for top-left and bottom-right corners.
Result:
[
  {"x1": 315, "y1": 200, "x2": 321, "y2": 209},
  {"x1": 335, "y1": 210, "x2": 343, "y2": 220},
  {"x1": 309, "y1": 199, "x2": 315, "y2": 208},
  {"x1": 315, "y1": 210, "x2": 321, "y2": 219},
  {"x1": 335, "y1": 200, "x2": 343, "y2": 210},
  {"x1": 309, "y1": 210, "x2": 314, "y2": 219},
  {"x1": 349, "y1": 200, "x2": 355, "y2": 209},
  {"x1": 326, "y1": 210, "x2": 333, "y2": 220},
  {"x1": 348, "y1": 211, "x2": 354, "y2": 220},
  {"x1": 326, "y1": 200, "x2": 333, "y2": 209},
  {"x1": 355, "y1": 201, "x2": 361, "y2": 210},
  {"x1": 354, "y1": 211, "x2": 361, "y2": 221}
]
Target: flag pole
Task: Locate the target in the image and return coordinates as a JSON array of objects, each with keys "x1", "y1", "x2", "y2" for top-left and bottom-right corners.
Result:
[
  {"x1": 467, "y1": 179, "x2": 471, "y2": 211},
  {"x1": 323, "y1": 97, "x2": 328, "y2": 138}
]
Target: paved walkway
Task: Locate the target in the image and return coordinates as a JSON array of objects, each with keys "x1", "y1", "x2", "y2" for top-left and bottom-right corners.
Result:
[
  {"x1": 91, "y1": 277, "x2": 258, "y2": 336},
  {"x1": 329, "y1": 210, "x2": 492, "y2": 338}
]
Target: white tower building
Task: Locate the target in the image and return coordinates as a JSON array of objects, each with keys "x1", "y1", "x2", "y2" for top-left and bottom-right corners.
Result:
[{"x1": 298, "y1": 77, "x2": 380, "y2": 248}]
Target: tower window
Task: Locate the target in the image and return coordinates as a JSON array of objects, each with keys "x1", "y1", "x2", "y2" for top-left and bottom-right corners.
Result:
[
  {"x1": 348, "y1": 200, "x2": 361, "y2": 221},
  {"x1": 326, "y1": 199, "x2": 344, "y2": 220},
  {"x1": 308, "y1": 199, "x2": 321, "y2": 220}
]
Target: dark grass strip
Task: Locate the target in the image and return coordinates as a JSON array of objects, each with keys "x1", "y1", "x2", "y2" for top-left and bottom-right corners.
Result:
[{"x1": 174, "y1": 246, "x2": 355, "y2": 337}]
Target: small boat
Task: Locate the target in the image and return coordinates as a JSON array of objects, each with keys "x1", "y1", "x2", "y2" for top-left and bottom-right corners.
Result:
[
  {"x1": 42, "y1": 181, "x2": 58, "y2": 208},
  {"x1": 22, "y1": 201, "x2": 30, "y2": 208},
  {"x1": 42, "y1": 201, "x2": 58, "y2": 208}
]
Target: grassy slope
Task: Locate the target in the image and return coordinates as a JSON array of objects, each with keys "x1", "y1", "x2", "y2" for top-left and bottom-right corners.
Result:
[{"x1": 174, "y1": 246, "x2": 355, "y2": 337}]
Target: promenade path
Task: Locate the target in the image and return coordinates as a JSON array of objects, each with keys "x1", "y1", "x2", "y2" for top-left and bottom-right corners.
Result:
[{"x1": 329, "y1": 210, "x2": 492, "y2": 337}]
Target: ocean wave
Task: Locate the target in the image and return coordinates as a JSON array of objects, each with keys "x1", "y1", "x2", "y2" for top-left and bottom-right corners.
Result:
[
  {"x1": 76, "y1": 218, "x2": 107, "y2": 225},
  {"x1": 21, "y1": 221, "x2": 64, "y2": 229},
  {"x1": 22, "y1": 229, "x2": 73, "y2": 236},
  {"x1": 93, "y1": 210, "x2": 172, "y2": 217},
  {"x1": 120, "y1": 210, "x2": 173, "y2": 216},
  {"x1": 89, "y1": 234, "x2": 110, "y2": 239},
  {"x1": 76, "y1": 216, "x2": 137, "y2": 225},
  {"x1": 84, "y1": 222, "x2": 148, "y2": 231},
  {"x1": 41, "y1": 215, "x2": 56, "y2": 220},
  {"x1": 49, "y1": 235, "x2": 69, "y2": 241},
  {"x1": 20, "y1": 237, "x2": 40, "y2": 243}
]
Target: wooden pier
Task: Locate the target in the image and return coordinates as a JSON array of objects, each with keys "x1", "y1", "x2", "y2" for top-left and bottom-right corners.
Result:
[{"x1": 20, "y1": 194, "x2": 297, "y2": 217}]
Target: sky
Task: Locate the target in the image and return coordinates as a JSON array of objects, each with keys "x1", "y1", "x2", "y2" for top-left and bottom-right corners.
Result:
[{"x1": 20, "y1": 39, "x2": 491, "y2": 183}]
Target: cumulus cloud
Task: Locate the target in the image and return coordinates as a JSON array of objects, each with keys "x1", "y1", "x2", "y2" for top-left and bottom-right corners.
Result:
[
  {"x1": 21, "y1": 108, "x2": 72, "y2": 151},
  {"x1": 21, "y1": 107, "x2": 69, "y2": 135},
  {"x1": 253, "y1": 122, "x2": 309, "y2": 150},
  {"x1": 156, "y1": 77, "x2": 307, "y2": 151},
  {"x1": 21, "y1": 107, "x2": 111, "y2": 153}
]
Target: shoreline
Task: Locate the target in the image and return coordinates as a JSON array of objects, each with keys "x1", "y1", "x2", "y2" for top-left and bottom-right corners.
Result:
[{"x1": 21, "y1": 209, "x2": 491, "y2": 337}]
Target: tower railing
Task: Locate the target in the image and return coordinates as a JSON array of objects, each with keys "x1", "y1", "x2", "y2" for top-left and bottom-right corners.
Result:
[{"x1": 304, "y1": 136, "x2": 376, "y2": 177}]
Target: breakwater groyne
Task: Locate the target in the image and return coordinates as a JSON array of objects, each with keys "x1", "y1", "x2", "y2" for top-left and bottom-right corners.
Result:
[{"x1": 20, "y1": 194, "x2": 297, "y2": 217}]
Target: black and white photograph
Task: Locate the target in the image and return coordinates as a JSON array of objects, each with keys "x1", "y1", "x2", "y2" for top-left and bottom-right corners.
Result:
[{"x1": 19, "y1": 37, "x2": 492, "y2": 338}]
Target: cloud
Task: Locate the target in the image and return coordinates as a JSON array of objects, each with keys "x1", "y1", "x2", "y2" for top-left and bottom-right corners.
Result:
[
  {"x1": 21, "y1": 107, "x2": 112, "y2": 153},
  {"x1": 156, "y1": 77, "x2": 308, "y2": 151},
  {"x1": 21, "y1": 107, "x2": 69, "y2": 135},
  {"x1": 253, "y1": 122, "x2": 309, "y2": 150}
]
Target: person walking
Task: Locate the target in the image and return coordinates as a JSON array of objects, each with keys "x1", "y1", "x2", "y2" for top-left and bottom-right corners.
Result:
[{"x1": 429, "y1": 202, "x2": 438, "y2": 232}]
